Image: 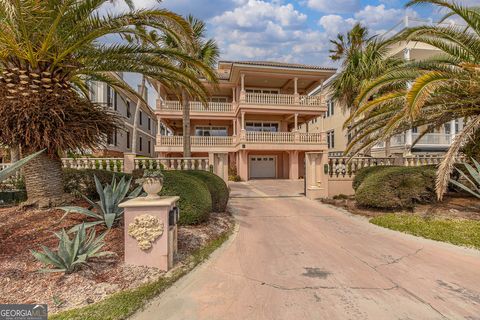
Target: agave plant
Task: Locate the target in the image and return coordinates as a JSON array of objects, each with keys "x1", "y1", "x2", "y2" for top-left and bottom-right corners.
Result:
[
  {"x1": 60, "y1": 175, "x2": 142, "y2": 230},
  {"x1": 31, "y1": 223, "x2": 108, "y2": 273},
  {"x1": 450, "y1": 159, "x2": 480, "y2": 199},
  {"x1": 0, "y1": 149, "x2": 44, "y2": 182}
]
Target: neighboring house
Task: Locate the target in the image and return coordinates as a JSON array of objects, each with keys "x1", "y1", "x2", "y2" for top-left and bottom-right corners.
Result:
[
  {"x1": 155, "y1": 60, "x2": 336, "y2": 180},
  {"x1": 303, "y1": 16, "x2": 464, "y2": 157},
  {"x1": 89, "y1": 77, "x2": 157, "y2": 157}
]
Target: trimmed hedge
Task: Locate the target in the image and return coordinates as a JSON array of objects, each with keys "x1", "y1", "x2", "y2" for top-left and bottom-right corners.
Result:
[
  {"x1": 355, "y1": 166, "x2": 437, "y2": 209},
  {"x1": 63, "y1": 168, "x2": 133, "y2": 200},
  {"x1": 353, "y1": 166, "x2": 397, "y2": 191},
  {"x1": 181, "y1": 170, "x2": 229, "y2": 212},
  {"x1": 160, "y1": 171, "x2": 212, "y2": 225}
]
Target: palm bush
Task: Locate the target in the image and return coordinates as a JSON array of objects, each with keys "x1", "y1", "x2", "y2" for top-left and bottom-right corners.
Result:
[
  {"x1": 60, "y1": 175, "x2": 142, "y2": 230},
  {"x1": 31, "y1": 223, "x2": 108, "y2": 273},
  {"x1": 0, "y1": 1, "x2": 212, "y2": 206},
  {"x1": 450, "y1": 159, "x2": 480, "y2": 198},
  {"x1": 162, "y1": 15, "x2": 219, "y2": 157},
  {"x1": 344, "y1": 0, "x2": 480, "y2": 199}
]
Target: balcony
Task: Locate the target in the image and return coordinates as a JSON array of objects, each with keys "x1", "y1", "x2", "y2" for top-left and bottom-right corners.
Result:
[
  {"x1": 412, "y1": 133, "x2": 452, "y2": 146},
  {"x1": 156, "y1": 131, "x2": 326, "y2": 152},
  {"x1": 243, "y1": 93, "x2": 323, "y2": 107},
  {"x1": 157, "y1": 101, "x2": 235, "y2": 114}
]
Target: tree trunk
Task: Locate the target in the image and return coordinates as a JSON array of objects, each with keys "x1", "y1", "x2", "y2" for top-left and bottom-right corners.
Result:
[
  {"x1": 23, "y1": 152, "x2": 64, "y2": 207},
  {"x1": 10, "y1": 145, "x2": 20, "y2": 163},
  {"x1": 182, "y1": 90, "x2": 191, "y2": 158},
  {"x1": 131, "y1": 76, "x2": 146, "y2": 154}
]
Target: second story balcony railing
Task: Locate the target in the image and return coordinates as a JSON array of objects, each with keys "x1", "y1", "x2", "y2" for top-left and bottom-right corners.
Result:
[
  {"x1": 243, "y1": 93, "x2": 323, "y2": 107},
  {"x1": 159, "y1": 101, "x2": 234, "y2": 113},
  {"x1": 158, "y1": 135, "x2": 234, "y2": 147},
  {"x1": 412, "y1": 133, "x2": 452, "y2": 145}
]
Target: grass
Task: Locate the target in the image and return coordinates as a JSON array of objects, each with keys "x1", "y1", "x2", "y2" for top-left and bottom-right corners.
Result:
[
  {"x1": 50, "y1": 226, "x2": 234, "y2": 320},
  {"x1": 371, "y1": 214, "x2": 480, "y2": 249}
]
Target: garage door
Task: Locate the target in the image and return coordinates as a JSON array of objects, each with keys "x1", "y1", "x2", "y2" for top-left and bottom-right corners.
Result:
[{"x1": 249, "y1": 156, "x2": 276, "y2": 179}]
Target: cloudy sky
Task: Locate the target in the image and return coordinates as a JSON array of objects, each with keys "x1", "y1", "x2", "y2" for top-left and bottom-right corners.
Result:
[{"x1": 114, "y1": 0, "x2": 474, "y2": 68}]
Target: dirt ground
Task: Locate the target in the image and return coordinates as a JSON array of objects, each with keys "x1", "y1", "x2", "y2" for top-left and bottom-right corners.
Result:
[
  {"x1": 321, "y1": 193, "x2": 480, "y2": 220},
  {"x1": 0, "y1": 204, "x2": 233, "y2": 313}
]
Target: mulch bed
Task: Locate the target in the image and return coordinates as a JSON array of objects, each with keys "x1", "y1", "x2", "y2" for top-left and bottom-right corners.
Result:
[
  {"x1": 321, "y1": 193, "x2": 480, "y2": 220},
  {"x1": 0, "y1": 203, "x2": 233, "y2": 313}
]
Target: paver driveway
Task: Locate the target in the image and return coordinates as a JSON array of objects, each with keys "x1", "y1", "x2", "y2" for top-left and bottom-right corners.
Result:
[{"x1": 132, "y1": 180, "x2": 480, "y2": 320}]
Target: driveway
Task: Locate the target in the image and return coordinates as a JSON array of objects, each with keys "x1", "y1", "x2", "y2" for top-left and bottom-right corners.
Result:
[{"x1": 132, "y1": 180, "x2": 480, "y2": 320}]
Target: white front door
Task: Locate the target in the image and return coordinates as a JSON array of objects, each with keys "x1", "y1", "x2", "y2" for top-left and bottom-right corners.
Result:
[{"x1": 249, "y1": 156, "x2": 276, "y2": 179}]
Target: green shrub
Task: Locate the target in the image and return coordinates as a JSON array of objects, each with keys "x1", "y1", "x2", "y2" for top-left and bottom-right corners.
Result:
[
  {"x1": 353, "y1": 165, "x2": 396, "y2": 191},
  {"x1": 355, "y1": 166, "x2": 437, "y2": 209},
  {"x1": 63, "y1": 168, "x2": 133, "y2": 199},
  {"x1": 182, "y1": 170, "x2": 229, "y2": 212},
  {"x1": 31, "y1": 223, "x2": 107, "y2": 273},
  {"x1": 160, "y1": 171, "x2": 212, "y2": 225}
]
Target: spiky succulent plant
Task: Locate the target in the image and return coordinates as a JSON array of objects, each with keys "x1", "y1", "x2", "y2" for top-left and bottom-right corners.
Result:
[
  {"x1": 31, "y1": 223, "x2": 109, "y2": 273},
  {"x1": 60, "y1": 175, "x2": 143, "y2": 230}
]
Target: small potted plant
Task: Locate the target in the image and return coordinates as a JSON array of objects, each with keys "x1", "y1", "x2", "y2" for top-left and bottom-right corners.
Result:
[{"x1": 136, "y1": 169, "x2": 164, "y2": 199}]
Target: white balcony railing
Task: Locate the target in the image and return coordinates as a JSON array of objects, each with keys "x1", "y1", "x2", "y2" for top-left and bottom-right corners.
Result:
[
  {"x1": 61, "y1": 158, "x2": 124, "y2": 172},
  {"x1": 298, "y1": 132, "x2": 325, "y2": 143},
  {"x1": 160, "y1": 101, "x2": 234, "y2": 113},
  {"x1": 135, "y1": 157, "x2": 210, "y2": 171},
  {"x1": 245, "y1": 131, "x2": 295, "y2": 143},
  {"x1": 245, "y1": 93, "x2": 295, "y2": 105},
  {"x1": 158, "y1": 136, "x2": 233, "y2": 147},
  {"x1": 412, "y1": 133, "x2": 452, "y2": 145},
  {"x1": 299, "y1": 95, "x2": 323, "y2": 106}
]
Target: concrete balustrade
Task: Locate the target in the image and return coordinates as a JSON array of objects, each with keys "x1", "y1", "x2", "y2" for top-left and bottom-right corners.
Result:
[{"x1": 61, "y1": 157, "x2": 124, "y2": 172}]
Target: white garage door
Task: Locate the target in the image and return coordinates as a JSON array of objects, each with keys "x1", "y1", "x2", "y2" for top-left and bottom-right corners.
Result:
[{"x1": 249, "y1": 156, "x2": 276, "y2": 179}]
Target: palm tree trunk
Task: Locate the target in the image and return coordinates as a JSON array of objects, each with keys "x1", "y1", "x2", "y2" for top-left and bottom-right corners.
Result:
[
  {"x1": 23, "y1": 152, "x2": 64, "y2": 207},
  {"x1": 131, "y1": 76, "x2": 146, "y2": 154},
  {"x1": 182, "y1": 89, "x2": 191, "y2": 158}
]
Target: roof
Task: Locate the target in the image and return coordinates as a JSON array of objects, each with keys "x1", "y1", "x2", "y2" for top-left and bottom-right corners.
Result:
[{"x1": 219, "y1": 60, "x2": 336, "y2": 72}]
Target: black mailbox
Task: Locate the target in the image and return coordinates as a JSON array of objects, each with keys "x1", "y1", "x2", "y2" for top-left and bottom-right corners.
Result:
[{"x1": 169, "y1": 206, "x2": 179, "y2": 226}]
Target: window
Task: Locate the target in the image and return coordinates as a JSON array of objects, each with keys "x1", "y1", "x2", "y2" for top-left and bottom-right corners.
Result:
[
  {"x1": 327, "y1": 130, "x2": 335, "y2": 149},
  {"x1": 139, "y1": 137, "x2": 143, "y2": 151},
  {"x1": 114, "y1": 129, "x2": 117, "y2": 146},
  {"x1": 126, "y1": 131, "x2": 130, "y2": 149},
  {"x1": 113, "y1": 91, "x2": 118, "y2": 111},
  {"x1": 148, "y1": 140, "x2": 151, "y2": 154},
  {"x1": 245, "y1": 122, "x2": 279, "y2": 132},
  {"x1": 210, "y1": 96, "x2": 228, "y2": 102},
  {"x1": 326, "y1": 99, "x2": 334, "y2": 117},
  {"x1": 245, "y1": 88, "x2": 279, "y2": 94},
  {"x1": 412, "y1": 127, "x2": 418, "y2": 133},
  {"x1": 148, "y1": 118, "x2": 151, "y2": 131},
  {"x1": 139, "y1": 111, "x2": 143, "y2": 125},
  {"x1": 195, "y1": 126, "x2": 228, "y2": 136},
  {"x1": 126, "y1": 101, "x2": 131, "y2": 118},
  {"x1": 106, "y1": 86, "x2": 113, "y2": 108}
]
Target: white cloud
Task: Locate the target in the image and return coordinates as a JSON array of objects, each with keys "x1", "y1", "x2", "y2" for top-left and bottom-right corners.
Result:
[
  {"x1": 306, "y1": 0, "x2": 360, "y2": 13},
  {"x1": 354, "y1": 4, "x2": 404, "y2": 27},
  {"x1": 211, "y1": 0, "x2": 307, "y2": 29},
  {"x1": 318, "y1": 14, "x2": 356, "y2": 36}
]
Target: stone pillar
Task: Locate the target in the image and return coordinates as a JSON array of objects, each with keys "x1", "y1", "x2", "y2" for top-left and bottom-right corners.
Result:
[
  {"x1": 214, "y1": 153, "x2": 229, "y2": 183},
  {"x1": 240, "y1": 74, "x2": 246, "y2": 102},
  {"x1": 289, "y1": 150, "x2": 299, "y2": 180},
  {"x1": 120, "y1": 196, "x2": 180, "y2": 271},
  {"x1": 305, "y1": 151, "x2": 329, "y2": 199},
  {"x1": 241, "y1": 111, "x2": 245, "y2": 131},
  {"x1": 232, "y1": 119, "x2": 236, "y2": 136},
  {"x1": 208, "y1": 152, "x2": 214, "y2": 172},
  {"x1": 232, "y1": 87, "x2": 236, "y2": 103},
  {"x1": 294, "y1": 77, "x2": 299, "y2": 104},
  {"x1": 385, "y1": 138, "x2": 391, "y2": 157},
  {"x1": 450, "y1": 119, "x2": 456, "y2": 142},
  {"x1": 124, "y1": 152, "x2": 136, "y2": 173},
  {"x1": 294, "y1": 113, "x2": 298, "y2": 131},
  {"x1": 405, "y1": 129, "x2": 413, "y2": 156},
  {"x1": 238, "y1": 150, "x2": 248, "y2": 181}
]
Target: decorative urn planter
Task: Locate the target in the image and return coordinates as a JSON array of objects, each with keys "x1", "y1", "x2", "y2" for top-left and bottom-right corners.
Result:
[{"x1": 142, "y1": 178, "x2": 163, "y2": 199}]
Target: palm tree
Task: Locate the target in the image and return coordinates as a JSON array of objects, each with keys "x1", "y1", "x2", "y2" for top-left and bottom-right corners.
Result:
[
  {"x1": 328, "y1": 23, "x2": 399, "y2": 111},
  {"x1": 0, "y1": 0, "x2": 212, "y2": 207},
  {"x1": 163, "y1": 15, "x2": 219, "y2": 157},
  {"x1": 344, "y1": 0, "x2": 480, "y2": 199}
]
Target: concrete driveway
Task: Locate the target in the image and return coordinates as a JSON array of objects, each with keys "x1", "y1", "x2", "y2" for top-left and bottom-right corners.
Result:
[{"x1": 132, "y1": 180, "x2": 480, "y2": 320}]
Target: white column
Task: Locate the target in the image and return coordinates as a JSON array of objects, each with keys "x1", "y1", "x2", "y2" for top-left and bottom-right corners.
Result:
[
  {"x1": 232, "y1": 87, "x2": 236, "y2": 103},
  {"x1": 232, "y1": 119, "x2": 236, "y2": 136},
  {"x1": 157, "y1": 118, "x2": 162, "y2": 135},
  {"x1": 294, "y1": 113, "x2": 298, "y2": 131},
  {"x1": 241, "y1": 111, "x2": 245, "y2": 130},
  {"x1": 294, "y1": 77, "x2": 298, "y2": 95},
  {"x1": 450, "y1": 119, "x2": 456, "y2": 142},
  {"x1": 240, "y1": 74, "x2": 245, "y2": 93}
]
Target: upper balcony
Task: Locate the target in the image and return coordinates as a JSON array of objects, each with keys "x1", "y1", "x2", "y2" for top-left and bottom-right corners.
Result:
[
  {"x1": 156, "y1": 92, "x2": 325, "y2": 119},
  {"x1": 155, "y1": 131, "x2": 326, "y2": 153},
  {"x1": 372, "y1": 132, "x2": 452, "y2": 151}
]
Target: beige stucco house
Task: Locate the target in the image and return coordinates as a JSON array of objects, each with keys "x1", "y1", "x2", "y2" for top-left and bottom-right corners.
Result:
[{"x1": 155, "y1": 61, "x2": 336, "y2": 181}]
